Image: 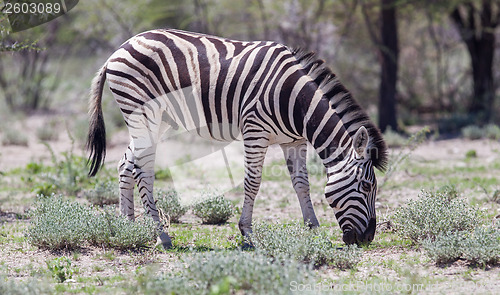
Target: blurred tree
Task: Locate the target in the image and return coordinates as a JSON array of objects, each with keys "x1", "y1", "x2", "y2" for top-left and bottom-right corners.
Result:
[
  {"x1": 362, "y1": 0, "x2": 399, "y2": 132},
  {"x1": 450, "y1": 0, "x2": 500, "y2": 122},
  {"x1": 379, "y1": 0, "x2": 399, "y2": 132}
]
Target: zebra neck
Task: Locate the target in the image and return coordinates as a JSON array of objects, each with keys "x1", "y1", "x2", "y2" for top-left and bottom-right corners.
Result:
[{"x1": 325, "y1": 147, "x2": 354, "y2": 177}]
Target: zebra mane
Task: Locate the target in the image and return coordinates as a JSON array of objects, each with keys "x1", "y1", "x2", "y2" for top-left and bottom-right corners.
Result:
[{"x1": 291, "y1": 48, "x2": 388, "y2": 172}]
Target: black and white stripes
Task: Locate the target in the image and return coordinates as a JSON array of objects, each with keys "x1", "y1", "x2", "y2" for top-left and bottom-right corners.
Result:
[{"x1": 87, "y1": 29, "x2": 387, "y2": 247}]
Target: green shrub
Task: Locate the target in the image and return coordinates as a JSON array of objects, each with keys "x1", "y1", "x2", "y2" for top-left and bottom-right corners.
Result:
[
  {"x1": 465, "y1": 149, "x2": 477, "y2": 158},
  {"x1": 2, "y1": 129, "x2": 28, "y2": 146},
  {"x1": 133, "y1": 251, "x2": 315, "y2": 295},
  {"x1": 392, "y1": 189, "x2": 482, "y2": 243},
  {"x1": 155, "y1": 189, "x2": 187, "y2": 223},
  {"x1": 84, "y1": 181, "x2": 119, "y2": 206},
  {"x1": 421, "y1": 231, "x2": 465, "y2": 264},
  {"x1": 192, "y1": 193, "x2": 234, "y2": 224},
  {"x1": 25, "y1": 195, "x2": 94, "y2": 250},
  {"x1": 0, "y1": 273, "x2": 50, "y2": 294},
  {"x1": 249, "y1": 221, "x2": 362, "y2": 268},
  {"x1": 484, "y1": 124, "x2": 500, "y2": 140},
  {"x1": 383, "y1": 127, "x2": 407, "y2": 148},
  {"x1": 461, "y1": 225, "x2": 500, "y2": 267},
  {"x1": 26, "y1": 195, "x2": 157, "y2": 250},
  {"x1": 154, "y1": 168, "x2": 173, "y2": 181},
  {"x1": 36, "y1": 126, "x2": 58, "y2": 141},
  {"x1": 45, "y1": 257, "x2": 74, "y2": 283},
  {"x1": 422, "y1": 225, "x2": 499, "y2": 266},
  {"x1": 88, "y1": 206, "x2": 157, "y2": 250},
  {"x1": 462, "y1": 125, "x2": 484, "y2": 140}
]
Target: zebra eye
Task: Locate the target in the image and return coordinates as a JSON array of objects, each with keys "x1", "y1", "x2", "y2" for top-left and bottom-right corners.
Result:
[{"x1": 360, "y1": 181, "x2": 372, "y2": 192}]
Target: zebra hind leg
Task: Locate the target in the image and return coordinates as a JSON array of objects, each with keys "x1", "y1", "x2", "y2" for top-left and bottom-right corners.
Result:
[
  {"x1": 129, "y1": 143, "x2": 173, "y2": 250},
  {"x1": 280, "y1": 140, "x2": 320, "y2": 228},
  {"x1": 118, "y1": 145, "x2": 136, "y2": 220}
]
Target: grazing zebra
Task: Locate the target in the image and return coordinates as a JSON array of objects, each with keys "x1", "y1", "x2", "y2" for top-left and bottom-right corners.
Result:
[{"x1": 87, "y1": 29, "x2": 387, "y2": 248}]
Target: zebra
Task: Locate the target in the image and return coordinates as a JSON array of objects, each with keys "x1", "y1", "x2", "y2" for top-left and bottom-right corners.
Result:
[{"x1": 87, "y1": 29, "x2": 387, "y2": 248}]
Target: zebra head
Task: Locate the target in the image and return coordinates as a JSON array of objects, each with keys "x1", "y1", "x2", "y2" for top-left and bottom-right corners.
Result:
[{"x1": 325, "y1": 126, "x2": 378, "y2": 245}]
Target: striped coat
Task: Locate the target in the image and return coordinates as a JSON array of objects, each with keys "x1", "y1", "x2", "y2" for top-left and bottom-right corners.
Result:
[{"x1": 87, "y1": 29, "x2": 387, "y2": 248}]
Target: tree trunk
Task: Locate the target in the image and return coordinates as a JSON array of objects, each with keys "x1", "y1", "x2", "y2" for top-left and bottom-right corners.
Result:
[
  {"x1": 378, "y1": 0, "x2": 399, "y2": 132},
  {"x1": 450, "y1": 1, "x2": 498, "y2": 122}
]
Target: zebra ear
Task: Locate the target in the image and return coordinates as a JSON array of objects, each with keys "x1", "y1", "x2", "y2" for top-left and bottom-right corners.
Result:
[{"x1": 352, "y1": 126, "x2": 369, "y2": 157}]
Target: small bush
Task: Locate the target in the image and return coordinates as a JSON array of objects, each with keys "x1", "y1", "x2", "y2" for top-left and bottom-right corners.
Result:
[
  {"x1": 462, "y1": 125, "x2": 484, "y2": 140},
  {"x1": 25, "y1": 195, "x2": 94, "y2": 250},
  {"x1": 88, "y1": 206, "x2": 157, "y2": 250},
  {"x1": 133, "y1": 251, "x2": 315, "y2": 295},
  {"x1": 422, "y1": 226, "x2": 499, "y2": 266},
  {"x1": 484, "y1": 124, "x2": 500, "y2": 140},
  {"x1": 26, "y1": 195, "x2": 157, "y2": 250},
  {"x1": 392, "y1": 189, "x2": 482, "y2": 243},
  {"x1": 84, "y1": 181, "x2": 119, "y2": 206},
  {"x1": 192, "y1": 193, "x2": 234, "y2": 224},
  {"x1": 421, "y1": 231, "x2": 465, "y2": 264},
  {"x1": 249, "y1": 221, "x2": 362, "y2": 268},
  {"x1": 2, "y1": 129, "x2": 28, "y2": 146},
  {"x1": 461, "y1": 225, "x2": 500, "y2": 267},
  {"x1": 155, "y1": 189, "x2": 187, "y2": 223}
]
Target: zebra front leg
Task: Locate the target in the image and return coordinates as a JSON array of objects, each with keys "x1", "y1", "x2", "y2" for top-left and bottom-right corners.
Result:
[
  {"x1": 239, "y1": 144, "x2": 268, "y2": 249},
  {"x1": 118, "y1": 146, "x2": 135, "y2": 220},
  {"x1": 281, "y1": 140, "x2": 320, "y2": 228}
]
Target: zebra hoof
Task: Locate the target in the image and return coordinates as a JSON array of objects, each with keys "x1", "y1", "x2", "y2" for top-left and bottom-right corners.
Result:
[
  {"x1": 159, "y1": 232, "x2": 173, "y2": 250},
  {"x1": 241, "y1": 241, "x2": 254, "y2": 251}
]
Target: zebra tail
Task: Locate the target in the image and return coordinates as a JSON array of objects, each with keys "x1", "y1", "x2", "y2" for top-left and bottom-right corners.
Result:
[{"x1": 86, "y1": 64, "x2": 107, "y2": 177}]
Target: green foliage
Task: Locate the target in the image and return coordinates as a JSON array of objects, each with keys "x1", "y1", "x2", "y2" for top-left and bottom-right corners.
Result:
[
  {"x1": 1, "y1": 129, "x2": 28, "y2": 146},
  {"x1": 484, "y1": 124, "x2": 500, "y2": 140},
  {"x1": 249, "y1": 221, "x2": 362, "y2": 268},
  {"x1": 26, "y1": 195, "x2": 93, "y2": 250},
  {"x1": 0, "y1": 273, "x2": 49, "y2": 295},
  {"x1": 462, "y1": 125, "x2": 484, "y2": 140},
  {"x1": 392, "y1": 189, "x2": 482, "y2": 243},
  {"x1": 421, "y1": 231, "x2": 465, "y2": 264},
  {"x1": 155, "y1": 189, "x2": 187, "y2": 223},
  {"x1": 383, "y1": 127, "x2": 408, "y2": 148},
  {"x1": 45, "y1": 257, "x2": 74, "y2": 283},
  {"x1": 87, "y1": 206, "x2": 157, "y2": 250},
  {"x1": 154, "y1": 168, "x2": 173, "y2": 181},
  {"x1": 465, "y1": 149, "x2": 477, "y2": 158},
  {"x1": 461, "y1": 124, "x2": 500, "y2": 140},
  {"x1": 192, "y1": 193, "x2": 234, "y2": 224},
  {"x1": 24, "y1": 142, "x2": 110, "y2": 196},
  {"x1": 133, "y1": 251, "x2": 315, "y2": 295},
  {"x1": 36, "y1": 125, "x2": 59, "y2": 142},
  {"x1": 84, "y1": 181, "x2": 119, "y2": 206},
  {"x1": 422, "y1": 225, "x2": 499, "y2": 266},
  {"x1": 26, "y1": 195, "x2": 156, "y2": 250},
  {"x1": 461, "y1": 225, "x2": 500, "y2": 267}
]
